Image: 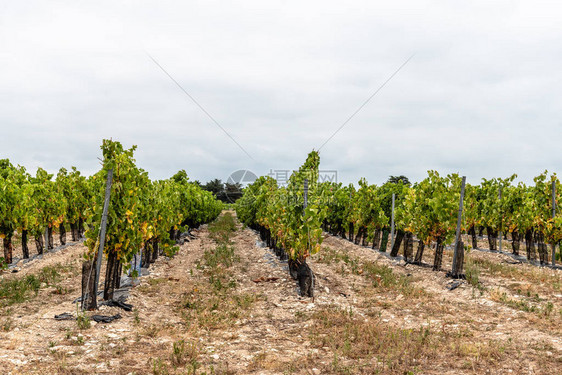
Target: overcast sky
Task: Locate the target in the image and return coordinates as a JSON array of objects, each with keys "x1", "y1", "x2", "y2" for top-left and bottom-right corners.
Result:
[{"x1": 1, "y1": 1, "x2": 560, "y2": 186}]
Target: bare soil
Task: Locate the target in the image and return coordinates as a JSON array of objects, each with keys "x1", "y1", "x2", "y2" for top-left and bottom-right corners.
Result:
[{"x1": 0, "y1": 212, "x2": 560, "y2": 374}]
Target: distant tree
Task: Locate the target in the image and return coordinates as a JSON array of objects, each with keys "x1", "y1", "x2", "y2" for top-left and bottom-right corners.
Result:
[
  {"x1": 200, "y1": 179, "x2": 244, "y2": 203},
  {"x1": 387, "y1": 175, "x2": 411, "y2": 186},
  {"x1": 203, "y1": 179, "x2": 224, "y2": 196},
  {"x1": 224, "y1": 182, "x2": 243, "y2": 202}
]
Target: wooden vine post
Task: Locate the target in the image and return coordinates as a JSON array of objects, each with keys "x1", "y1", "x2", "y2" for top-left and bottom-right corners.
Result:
[
  {"x1": 300, "y1": 177, "x2": 314, "y2": 297},
  {"x1": 348, "y1": 190, "x2": 353, "y2": 242},
  {"x1": 390, "y1": 193, "x2": 395, "y2": 250},
  {"x1": 498, "y1": 187, "x2": 502, "y2": 253},
  {"x1": 94, "y1": 168, "x2": 113, "y2": 299},
  {"x1": 81, "y1": 168, "x2": 113, "y2": 310},
  {"x1": 552, "y1": 181, "x2": 556, "y2": 266},
  {"x1": 451, "y1": 176, "x2": 466, "y2": 278}
]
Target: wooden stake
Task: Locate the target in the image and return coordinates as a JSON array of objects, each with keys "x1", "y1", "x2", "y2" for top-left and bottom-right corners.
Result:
[
  {"x1": 451, "y1": 176, "x2": 466, "y2": 277},
  {"x1": 552, "y1": 181, "x2": 556, "y2": 266},
  {"x1": 499, "y1": 187, "x2": 502, "y2": 253},
  {"x1": 390, "y1": 193, "x2": 395, "y2": 250},
  {"x1": 92, "y1": 168, "x2": 113, "y2": 305}
]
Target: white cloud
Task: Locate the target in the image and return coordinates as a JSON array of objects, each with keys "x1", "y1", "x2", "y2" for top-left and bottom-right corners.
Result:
[{"x1": 0, "y1": 1, "x2": 560, "y2": 186}]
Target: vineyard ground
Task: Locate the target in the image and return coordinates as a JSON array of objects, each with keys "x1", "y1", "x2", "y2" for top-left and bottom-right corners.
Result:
[{"x1": 0, "y1": 211, "x2": 560, "y2": 374}]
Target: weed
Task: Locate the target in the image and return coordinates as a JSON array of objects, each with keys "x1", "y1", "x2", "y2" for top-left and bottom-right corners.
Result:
[
  {"x1": 465, "y1": 258, "x2": 485, "y2": 293},
  {"x1": 185, "y1": 359, "x2": 201, "y2": 375},
  {"x1": 142, "y1": 324, "x2": 161, "y2": 338},
  {"x1": 53, "y1": 285, "x2": 70, "y2": 295},
  {"x1": 170, "y1": 339, "x2": 199, "y2": 367},
  {"x1": 233, "y1": 293, "x2": 257, "y2": 309},
  {"x1": 38, "y1": 265, "x2": 63, "y2": 286},
  {"x1": 148, "y1": 278, "x2": 166, "y2": 286},
  {"x1": 543, "y1": 301, "x2": 554, "y2": 316},
  {"x1": 204, "y1": 244, "x2": 238, "y2": 270},
  {"x1": 1, "y1": 308, "x2": 13, "y2": 317},
  {"x1": 152, "y1": 358, "x2": 169, "y2": 375},
  {"x1": 76, "y1": 308, "x2": 91, "y2": 330},
  {"x1": 2, "y1": 317, "x2": 13, "y2": 331},
  {"x1": 52, "y1": 351, "x2": 68, "y2": 373},
  {"x1": 171, "y1": 339, "x2": 187, "y2": 366}
]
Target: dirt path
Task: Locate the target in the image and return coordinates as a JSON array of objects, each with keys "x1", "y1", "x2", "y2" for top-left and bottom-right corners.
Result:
[{"x1": 0, "y1": 212, "x2": 560, "y2": 374}]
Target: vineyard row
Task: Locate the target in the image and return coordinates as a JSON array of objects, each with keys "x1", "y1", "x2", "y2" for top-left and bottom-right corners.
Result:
[
  {"x1": 236, "y1": 151, "x2": 560, "y2": 295},
  {"x1": 0, "y1": 140, "x2": 223, "y2": 309}
]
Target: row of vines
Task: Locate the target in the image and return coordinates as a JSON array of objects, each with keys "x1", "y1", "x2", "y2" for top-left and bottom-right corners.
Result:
[
  {"x1": 236, "y1": 151, "x2": 325, "y2": 296},
  {"x1": 236, "y1": 151, "x2": 561, "y2": 296},
  {"x1": 0, "y1": 162, "x2": 90, "y2": 263},
  {"x1": 0, "y1": 140, "x2": 223, "y2": 309},
  {"x1": 322, "y1": 171, "x2": 560, "y2": 269}
]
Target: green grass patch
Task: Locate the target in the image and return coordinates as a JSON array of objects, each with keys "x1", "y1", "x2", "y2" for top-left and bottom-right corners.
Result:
[
  {"x1": 0, "y1": 275, "x2": 42, "y2": 306},
  {"x1": 203, "y1": 244, "x2": 239, "y2": 270},
  {"x1": 467, "y1": 255, "x2": 561, "y2": 292},
  {"x1": 208, "y1": 212, "x2": 237, "y2": 244},
  {"x1": 465, "y1": 257, "x2": 486, "y2": 293},
  {"x1": 491, "y1": 289, "x2": 556, "y2": 317},
  {"x1": 0, "y1": 263, "x2": 70, "y2": 307}
]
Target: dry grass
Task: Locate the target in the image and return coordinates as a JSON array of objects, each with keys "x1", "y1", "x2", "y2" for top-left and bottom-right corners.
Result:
[
  {"x1": 307, "y1": 305, "x2": 517, "y2": 374},
  {"x1": 317, "y1": 235, "x2": 562, "y2": 374},
  {"x1": 317, "y1": 246, "x2": 427, "y2": 298},
  {"x1": 467, "y1": 253, "x2": 561, "y2": 291}
]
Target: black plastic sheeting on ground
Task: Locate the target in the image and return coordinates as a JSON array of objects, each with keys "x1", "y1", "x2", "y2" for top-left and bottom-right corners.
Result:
[
  {"x1": 72, "y1": 291, "x2": 103, "y2": 304},
  {"x1": 99, "y1": 300, "x2": 133, "y2": 311},
  {"x1": 446, "y1": 280, "x2": 462, "y2": 291},
  {"x1": 54, "y1": 312, "x2": 123, "y2": 323},
  {"x1": 91, "y1": 314, "x2": 122, "y2": 323},
  {"x1": 54, "y1": 313, "x2": 74, "y2": 321}
]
